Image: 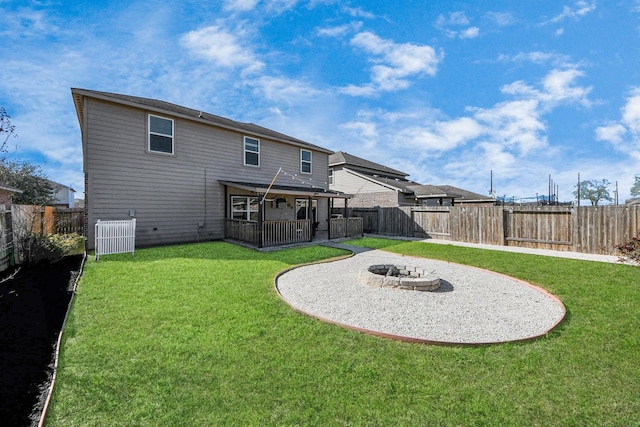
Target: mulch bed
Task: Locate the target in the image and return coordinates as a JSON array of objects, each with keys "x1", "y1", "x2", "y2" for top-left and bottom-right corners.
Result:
[{"x1": 0, "y1": 255, "x2": 83, "y2": 427}]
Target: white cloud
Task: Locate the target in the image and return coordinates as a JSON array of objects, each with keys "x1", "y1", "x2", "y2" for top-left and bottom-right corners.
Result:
[
  {"x1": 251, "y1": 76, "x2": 322, "y2": 104},
  {"x1": 317, "y1": 22, "x2": 362, "y2": 37},
  {"x1": 500, "y1": 68, "x2": 591, "y2": 110},
  {"x1": 487, "y1": 11, "x2": 515, "y2": 27},
  {"x1": 472, "y1": 99, "x2": 547, "y2": 155},
  {"x1": 341, "y1": 66, "x2": 590, "y2": 183},
  {"x1": 596, "y1": 88, "x2": 640, "y2": 158},
  {"x1": 437, "y1": 11, "x2": 470, "y2": 26},
  {"x1": 436, "y1": 11, "x2": 479, "y2": 39},
  {"x1": 621, "y1": 88, "x2": 640, "y2": 133},
  {"x1": 343, "y1": 6, "x2": 375, "y2": 19},
  {"x1": 223, "y1": 0, "x2": 260, "y2": 11},
  {"x1": 546, "y1": 1, "x2": 596, "y2": 24},
  {"x1": 340, "y1": 84, "x2": 378, "y2": 97},
  {"x1": 596, "y1": 123, "x2": 626, "y2": 143},
  {"x1": 395, "y1": 117, "x2": 482, "y2": 152},
  {"x1": 499, "y1": 51, "x2": 574, "y2": 67},
  {"x1": 0, "y1": 7, "x2": 60, "y2": 38},
  {"x1": 345, "y1": 31, "x2": 442, "y2": 95},
  {"x1": 180, "y1": 25, "x2": 264, "y2": 73},
  {"x1": 460, "y1": 27, "x2": 480, "y2": 39},
  {"x1": 340, "y1": 121, "x2": 378, "y2": 141}
]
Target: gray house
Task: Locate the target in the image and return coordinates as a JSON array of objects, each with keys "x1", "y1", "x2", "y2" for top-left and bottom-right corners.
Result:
[
  {"x1": 49, "y1": 181, "x2": 76, "y2": 208},
  {"x1": 72, "y1": 88, "x2": 349, "y2": 249},
  {"x1": 329, "y1": 151, "x2": 495, "y2": 207}
]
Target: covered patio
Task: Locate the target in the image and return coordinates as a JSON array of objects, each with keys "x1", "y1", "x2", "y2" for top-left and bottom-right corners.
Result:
[{"x1": 221, "y1": 180, "x2": 362, "y2": 248}]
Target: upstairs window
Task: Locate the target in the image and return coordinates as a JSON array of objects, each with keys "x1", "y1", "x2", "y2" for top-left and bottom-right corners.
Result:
[
  {"x1": 244, "y1": 136, "x2": 260, "y2": 166},
  {"x1": 301, "y1": 149, "x2": 312, "y2": 174},
  {"x1": 148, "y1": 114, "x2": 174, "y2": 154},
  {"x1": 329, "y1": 168, "x2": 334, "y2": 185}
]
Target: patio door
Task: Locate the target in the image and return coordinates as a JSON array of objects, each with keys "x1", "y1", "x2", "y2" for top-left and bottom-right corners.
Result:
[
  {"x1": 295, "y1": 199, "x2": 317, "y2": 221},
  {"x1": 295, "y1": 198, "x2": 318, "y2": 235}
]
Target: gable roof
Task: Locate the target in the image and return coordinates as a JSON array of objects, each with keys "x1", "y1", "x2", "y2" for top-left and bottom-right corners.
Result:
[
  {"x1": 407, "y1": 184, "x2": 461, "y2": 199},
  {"x1": 341, "y1": 168, "x2": 417, "y2": 192},
  {"x1": 71, "y1": 88, "x2": 332, "y2": 154},
  {"x1": 435, "y1": 185, "x2": 495, "y2": 202},
  {"x1": 329, "y1": 151, "x2": 408, "y2": 178}
]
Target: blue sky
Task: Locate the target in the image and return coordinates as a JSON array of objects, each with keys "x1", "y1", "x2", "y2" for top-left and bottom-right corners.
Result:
[{"x1": 2, "y1": 0, "x2": 640, "y2": 202}]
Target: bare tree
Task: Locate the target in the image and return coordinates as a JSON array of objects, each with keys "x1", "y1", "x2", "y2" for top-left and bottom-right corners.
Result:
[{"x1": 0, "y1": 107, "x2": 17, "y2": 156}]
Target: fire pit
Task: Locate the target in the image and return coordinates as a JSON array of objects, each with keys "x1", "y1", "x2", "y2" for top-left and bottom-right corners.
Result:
[{"x1": 359, "y1": 264, "x2": 441, "y2": 292}]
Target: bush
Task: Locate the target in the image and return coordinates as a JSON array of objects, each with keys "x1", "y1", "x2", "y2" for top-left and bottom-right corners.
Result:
[
  {"x1": 19, "y1": 232, "x2": 86, "y2": 264},
  {"x1": 616, "y1": 231, "x2": 640, "y2": 265},
  {"x1": 47, "y1": 233, "x2": 86, "y2": 256}
]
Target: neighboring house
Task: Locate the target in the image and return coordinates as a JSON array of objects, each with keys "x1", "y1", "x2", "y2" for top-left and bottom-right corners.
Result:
[
  {"x1": 49, "y1": 181, "x2": 76, "y2": 208},
  {"x1": 0, "y1": 183, "x2": 23, "y2": 210},
  {"x1": 72, "y1": 88, "x2": 349, "y2": 250},
  {"x1": 329, "y1": 151, "x2": 495, "y2": 207}
]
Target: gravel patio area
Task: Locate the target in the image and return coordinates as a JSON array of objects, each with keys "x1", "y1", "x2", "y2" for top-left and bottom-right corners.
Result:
[{"x1": 276, "y1": 248, "x2": 566, "y2": 345}]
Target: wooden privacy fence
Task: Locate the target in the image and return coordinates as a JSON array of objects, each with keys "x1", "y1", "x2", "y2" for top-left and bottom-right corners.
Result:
[
  {"x1": 12, "y1": 205, "x2": 85, "y2": 236},
  {"x1": 346, "y1": 205, "x2": 640, "y2": 256},
  {"x1": 95, "y1": 219, "x2": 136, "y2": 261},
  {"x1": 329, "y1": 217, "x2": 364, "y2": 239}
]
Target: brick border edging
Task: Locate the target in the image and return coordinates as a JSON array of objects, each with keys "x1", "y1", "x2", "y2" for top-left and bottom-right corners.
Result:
[{"x1": 273, "y1": 249, "x2": 567, "y2": 347}]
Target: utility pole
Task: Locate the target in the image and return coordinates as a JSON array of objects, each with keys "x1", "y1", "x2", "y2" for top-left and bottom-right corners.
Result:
[{"x1": 577, "y1": 173, "x2": 581, "y2": 207}]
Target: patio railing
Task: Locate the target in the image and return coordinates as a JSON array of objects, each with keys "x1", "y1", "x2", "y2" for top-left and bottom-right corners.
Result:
[{"x1": 225, "y1": 219, "x2": 312, "y2": 248}]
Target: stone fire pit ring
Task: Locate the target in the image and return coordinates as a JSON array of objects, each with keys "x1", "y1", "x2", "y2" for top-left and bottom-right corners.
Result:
[{"x1": 359, "y1": 264, "x2": 441, "y2": 291}]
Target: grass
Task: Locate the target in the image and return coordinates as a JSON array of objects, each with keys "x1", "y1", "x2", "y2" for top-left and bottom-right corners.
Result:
[{"x1": 46, "y1": 239, "x2": 640, "y2": 426}]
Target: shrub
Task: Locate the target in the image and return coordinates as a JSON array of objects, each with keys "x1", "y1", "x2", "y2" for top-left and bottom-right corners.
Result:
[
  {"x1": 616, "y1": 231, "x2": 640, "y2": 265},
  {"x1": 47, "y1": 233, "x2": 86, "y2": 256},
  {"x1": 19, "y1": 232, "x2": 86, "y2": 264}
]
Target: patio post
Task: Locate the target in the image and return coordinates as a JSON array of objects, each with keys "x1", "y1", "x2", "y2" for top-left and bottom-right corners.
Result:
[{"x1": 258, "y1": 195, "x2": 264, "y2": 248}]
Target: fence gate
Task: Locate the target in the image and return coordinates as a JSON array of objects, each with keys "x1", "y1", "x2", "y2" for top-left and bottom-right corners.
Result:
[{"x1": 95, "y1": 219, "x2": 136, "y2": 261}]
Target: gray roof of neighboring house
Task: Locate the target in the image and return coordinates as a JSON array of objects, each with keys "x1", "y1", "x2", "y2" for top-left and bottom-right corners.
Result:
[
  {"x1": 71, "y1": 88, "x2": 333, "y2": 154},
  {"x1": 0, "y1": 183, "x2": 23, "y2": 194},
  {"x1": 435, "y1": 185, "x2": 495, "y2": 202},
  {"x1": 408, "y1": 184, "x2": 461, "y2": 199},
  {"x1": 329, "y1": 151, "x2": 409, "y2": 178},
  {"x1": 344, "y1": 168, "x2": 493, "y2": 202}
]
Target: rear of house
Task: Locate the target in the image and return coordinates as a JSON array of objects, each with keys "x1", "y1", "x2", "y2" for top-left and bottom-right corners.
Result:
[{"x1": 73, "y1": 89, "x2": 345, "y2": 250}]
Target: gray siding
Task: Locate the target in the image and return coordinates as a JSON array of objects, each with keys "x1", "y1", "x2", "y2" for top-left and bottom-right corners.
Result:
[
  {"x1": 84, "y1": 98, "x2": 330, "y2": 249},
  {"x1": 330, "y1": 168, "x2": 394, "y2": 194},
  {"x1": 330, "y1": 167, "x2": 402, "y2": 208}
]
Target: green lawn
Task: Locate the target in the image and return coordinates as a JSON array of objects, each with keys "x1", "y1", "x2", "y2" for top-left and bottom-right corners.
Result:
[{"x1": 46, "y1": 239, "x2": 640, "y2": 426}]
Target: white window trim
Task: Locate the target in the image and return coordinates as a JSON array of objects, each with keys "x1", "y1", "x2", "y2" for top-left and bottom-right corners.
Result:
[
  {"x1": 300, "y1": 149, "x2": 312, "y2": 174},
  {"x1": 243, "y1": 136, "x2": 260, "y2": 167},
  {"x1": 329, "y1": 168, "x2": 334, "y2": 185},
  {"x1": 148, "y1": 114, "x2": 174, "y2": 155},
  {"x1": 231, "y1": 195, "x2": 259, "y2": 221}
]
